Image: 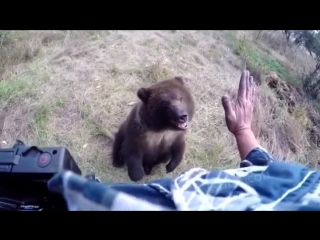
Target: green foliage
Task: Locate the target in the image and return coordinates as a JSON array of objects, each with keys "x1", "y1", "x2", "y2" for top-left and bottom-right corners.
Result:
[
  {"x1": 224, "y1": 31, "x2": 298, "y2": 85},
  {"x1": 290, "y1": 30, "x2": 320, "y2": 98}
]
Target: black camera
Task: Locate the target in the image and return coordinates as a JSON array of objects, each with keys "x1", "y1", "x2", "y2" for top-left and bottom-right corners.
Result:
[{"x1": 0, "y1": 140, "x2": 82, "y2": 211}]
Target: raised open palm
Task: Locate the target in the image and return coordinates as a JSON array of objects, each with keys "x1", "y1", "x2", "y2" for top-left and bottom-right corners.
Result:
[{"x1": 221, "y1": 70, "x2": 256, "y2": 135}]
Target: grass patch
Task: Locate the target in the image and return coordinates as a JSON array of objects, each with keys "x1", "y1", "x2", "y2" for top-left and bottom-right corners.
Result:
[
  {"x1": 292, "y1": 106, "x2": 309, "y2": 128},
  {"x1": 136, "y1": 60, "x2": 173, "y2": 83},
  {"x1": 0, "y1": 30, "x2": 10, "y2": 45},
  {"x1": 80, "y1": 103, "x2": 112, "y2": 139},
  {"x1": 0, "y1": 63, "x2": 51, "y2": 107},
  {"x1": 0, "y1": 77, "x2": 29, "y2": 101},
  {"x1": 55, "y1": 99, "x2": 67, "y2": 108},
  {"x1": 224, "y1": 31, "x2": 298, "y2": 85},
  {"x1": 29, "y1": 104, "x2": 52, "y2": 145},
  {"x1": 0, "y1": 31, "x2": 40, "y2": 78}
]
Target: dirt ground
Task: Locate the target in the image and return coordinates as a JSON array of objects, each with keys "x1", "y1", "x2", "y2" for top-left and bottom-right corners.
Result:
[{"x1": 0, "y1": 30, "x2": 319, "y2": 182}]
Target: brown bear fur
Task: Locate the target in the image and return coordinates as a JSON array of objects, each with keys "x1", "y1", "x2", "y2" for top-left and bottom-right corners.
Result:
[{"x1": 112, "y1": 77, "x2": 195, "y2": 182}]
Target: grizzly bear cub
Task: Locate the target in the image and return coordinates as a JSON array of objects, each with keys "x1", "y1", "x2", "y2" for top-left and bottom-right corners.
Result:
[{"x1": 112, "y1": 77, "x2": 195, "y2": 182}]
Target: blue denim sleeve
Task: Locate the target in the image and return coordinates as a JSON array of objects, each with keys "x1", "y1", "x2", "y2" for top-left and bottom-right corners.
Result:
[{"x1": 240, "y1": 147, "x2": 277, "y2": 168}]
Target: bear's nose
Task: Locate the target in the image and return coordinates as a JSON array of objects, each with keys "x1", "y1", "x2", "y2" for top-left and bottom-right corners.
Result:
[{"x1": 179, "y1": 114, "x2": 188, "y2": 123}]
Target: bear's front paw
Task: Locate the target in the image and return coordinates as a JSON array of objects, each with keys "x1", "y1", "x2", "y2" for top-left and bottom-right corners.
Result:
[
  {"x1": 128, "y1": 168, "x2": 145, "y2": 182},
  {"x1": 165, "y1": 163, "x2": 175, "y2": 173}
]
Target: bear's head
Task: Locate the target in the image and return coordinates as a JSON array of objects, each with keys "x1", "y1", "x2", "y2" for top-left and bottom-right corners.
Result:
[{"x1": 137, "y1": 77, "x2": 195, "y2": 131}]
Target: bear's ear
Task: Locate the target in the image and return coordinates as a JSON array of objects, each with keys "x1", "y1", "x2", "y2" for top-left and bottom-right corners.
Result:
[
  {"x1": 174, "y1": 76, "x2": 185, "y2": 85},
  {"x1": 137, "y1": 88, "x2": 150, "y2": 104}
]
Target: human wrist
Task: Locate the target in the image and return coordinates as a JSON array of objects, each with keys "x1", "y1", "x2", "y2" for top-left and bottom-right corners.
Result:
[
  {"x1": 233, "y1": 128, "x2": 260, "y2": 160},
  {"x1": 233, "y1": 128, "x2": 254, "y2": 139}
]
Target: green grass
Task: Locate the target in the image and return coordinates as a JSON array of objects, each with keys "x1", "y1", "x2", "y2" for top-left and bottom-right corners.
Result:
[
  {"x1": 29, "y1": 104, "x2": 52, "y2": 145},
  {"x1": 224, "y1": 31, "x2": 298, "y2": 85},
  {"x1": 80, "y1": 103, "x2": 111, "y2": 138},
  {"x1": 0, "y1": 63, "x2": 50, "y2": 104},
  {"x1": 0, "y1": 76, "x2": 29, "y2": 101}
]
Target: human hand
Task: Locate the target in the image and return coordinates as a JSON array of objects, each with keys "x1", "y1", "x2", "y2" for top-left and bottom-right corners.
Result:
[{"x1": 221, "y1": 70, "x2": 256, "y2": 136}]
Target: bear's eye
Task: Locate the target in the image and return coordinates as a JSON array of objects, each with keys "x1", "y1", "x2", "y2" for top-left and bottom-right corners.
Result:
[{"x1": 161, "y1": 101, "x2": 168, "y2": 107}]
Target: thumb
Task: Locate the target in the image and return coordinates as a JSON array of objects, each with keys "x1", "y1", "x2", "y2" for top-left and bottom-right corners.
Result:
[{"x1": 221, "y1": 95, "x2": 234, "y2": 116}]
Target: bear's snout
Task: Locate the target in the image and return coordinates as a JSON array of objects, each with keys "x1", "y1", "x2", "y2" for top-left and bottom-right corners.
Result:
[
  {"x1": 178, "y1": 114, "x2": 188, "y2": 123},
  {"x1": 169, "y1": 107, "x2": 188, "y2": 123}
]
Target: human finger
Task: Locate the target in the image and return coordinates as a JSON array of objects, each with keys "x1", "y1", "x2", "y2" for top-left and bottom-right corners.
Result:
[
  {"x1": 252, "y1": 80, "x2": 256, "y2": 104},
  {"x1": 222, "y1": 95, "x2": 235, "y2": 119},
  {"x1": 238, "y1": 70, "x2": 248, "y2": 101},
  {"x1": 248, "y1": 76, "x2": 254, "y2": 102}
]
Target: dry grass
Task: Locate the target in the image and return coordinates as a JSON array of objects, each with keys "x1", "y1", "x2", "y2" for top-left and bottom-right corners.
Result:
[{"x1": 0, "y1": 30, "x2": 319, "y2": 183}]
